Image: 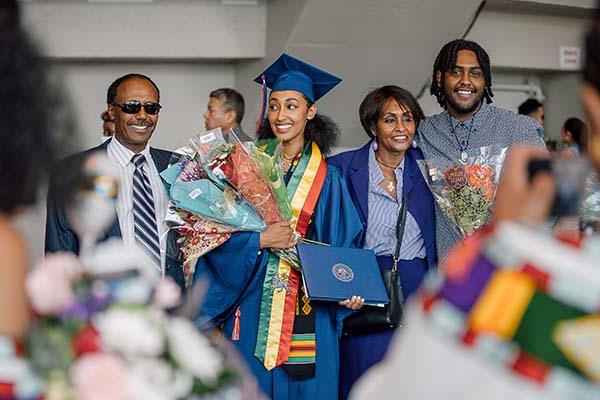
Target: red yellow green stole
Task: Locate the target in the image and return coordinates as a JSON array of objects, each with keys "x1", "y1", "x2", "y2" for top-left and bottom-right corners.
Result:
[{"x1": 254, "y1": 141, "x2": 327, "y2": 371}]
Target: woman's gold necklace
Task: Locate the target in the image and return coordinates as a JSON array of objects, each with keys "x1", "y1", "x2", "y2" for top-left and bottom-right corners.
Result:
[
  {"x1": 282, "y1": 151, "x2": 301, "y2": 172},
  {"x1": 375, "y1": 157, "x2": 399, "y2": 194}
]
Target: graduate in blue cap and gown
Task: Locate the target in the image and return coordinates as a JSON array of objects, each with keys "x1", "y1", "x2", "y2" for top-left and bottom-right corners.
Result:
[{"x1": 193, "y1": 54, "x2": 364, "y2": 400}]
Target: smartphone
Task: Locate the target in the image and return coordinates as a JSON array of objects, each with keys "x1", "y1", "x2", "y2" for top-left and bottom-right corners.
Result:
[{"x1": 527, "y1": 157, "x2": 592, "y2": 217}]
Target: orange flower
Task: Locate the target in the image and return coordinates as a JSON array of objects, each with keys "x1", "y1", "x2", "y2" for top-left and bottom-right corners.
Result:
[
  {"x1": 466, "y1": 165, "x2": 493, "y2": 189},
  {"x1": 481, "y1": 181, "x2": 495, "y2": 202}
]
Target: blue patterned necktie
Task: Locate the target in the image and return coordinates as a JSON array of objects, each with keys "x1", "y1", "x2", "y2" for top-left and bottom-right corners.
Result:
[{"x1": 131, "y1": 154, "x2": 161, "y2": 270}]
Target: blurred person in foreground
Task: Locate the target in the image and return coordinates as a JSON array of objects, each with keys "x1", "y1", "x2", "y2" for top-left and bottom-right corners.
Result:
[
  {"x1": 351, "y1": 14, "x2": 600, "y2": 400},
  {"x1": 0, "y1": 0, "x2": 64, "y2": 396},
  {"x1": 328, "y1": 85, "x2": 437, "y2": 398}
]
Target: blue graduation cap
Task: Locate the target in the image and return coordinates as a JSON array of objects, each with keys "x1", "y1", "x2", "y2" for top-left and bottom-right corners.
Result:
[{"x1": 254, "y1": 53, "x2": 342, "y2": 104}]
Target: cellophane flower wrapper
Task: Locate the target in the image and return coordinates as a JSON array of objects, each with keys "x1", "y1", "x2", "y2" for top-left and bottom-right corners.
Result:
[
  {"x1": 25, "y1": 247, "x2": 242, "y2": 399},
  {"x1": 244, "y1": 139, "x2": 301, "y2": 269},
  {"x1": 194, "y1": 130, "x2": 301, "y2": 269},
  {"x1": 582, "y1": 171, "x2": 600, "y2": 226},
  {"x1": 418, "y1": 145, "x2": 507, "y2": 236},
  {"x1": 161, "y1": 142, "x2": 266, "y2": 287}
]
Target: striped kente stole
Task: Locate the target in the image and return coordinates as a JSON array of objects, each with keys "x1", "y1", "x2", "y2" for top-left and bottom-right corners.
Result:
[{"x1": 254, "y1": 140, "x2": 327, "y2": 371}]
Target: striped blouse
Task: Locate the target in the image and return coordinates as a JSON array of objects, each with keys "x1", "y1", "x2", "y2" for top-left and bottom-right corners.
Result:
[{"x1": 364, "y1": 144, "x2": 426, "y2": 259}]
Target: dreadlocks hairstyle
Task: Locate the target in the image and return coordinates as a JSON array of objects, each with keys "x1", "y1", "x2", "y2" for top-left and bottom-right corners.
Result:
[
  {"x1": 429, "y1": 39, "x2": 494, "y2": 108},
  {"x1": 256, "y1": 113, "x2": 340, "y2": 156}
]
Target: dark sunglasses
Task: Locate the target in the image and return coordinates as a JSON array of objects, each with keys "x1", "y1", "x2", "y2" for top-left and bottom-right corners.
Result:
[{"x1": 113, "y1": 101, "x2": 162, "y2": 115}]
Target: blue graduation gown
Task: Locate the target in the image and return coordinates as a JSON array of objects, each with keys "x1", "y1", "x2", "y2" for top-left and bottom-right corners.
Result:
[{"x1": 194, "y1": 166, "x2": 363, "y2": 400}]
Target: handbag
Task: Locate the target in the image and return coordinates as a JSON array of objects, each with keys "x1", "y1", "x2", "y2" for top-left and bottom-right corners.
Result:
[{"x1": 343, "y1": 196, "x2": 407, "y2": 335}]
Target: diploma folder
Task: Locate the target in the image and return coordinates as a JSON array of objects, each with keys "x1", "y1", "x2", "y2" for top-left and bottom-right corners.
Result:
[{"x1": 296, "y1": 243, "x2": 389, "y2": 306}]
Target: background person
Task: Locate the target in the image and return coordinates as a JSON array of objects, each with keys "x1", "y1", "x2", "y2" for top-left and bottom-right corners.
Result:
[
  {"x1": 518, "y1": 97, "x2": 545, "y2": 126},
  {"x1": 101, "y1": 109, "x2": 115, "y2": 140},
  {"x1": 559, "y1": 117, "x2": 587, "y2": 157},
  {"x1": 203, "y1": 87, "x2": 252, "y2": 142}
]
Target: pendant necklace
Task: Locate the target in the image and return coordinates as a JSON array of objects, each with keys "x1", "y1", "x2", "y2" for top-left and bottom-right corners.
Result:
[
  {"x1": 448, "y1": 113, "x2": 476, "y2": 164},
  {"x1": 376, "y1": 156, "x2": 399, "y2": 194}
]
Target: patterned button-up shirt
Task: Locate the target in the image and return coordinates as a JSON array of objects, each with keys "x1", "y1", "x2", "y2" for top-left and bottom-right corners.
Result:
[{"x1": 416, "y1": 101, "x2": 545, "y2": 260}]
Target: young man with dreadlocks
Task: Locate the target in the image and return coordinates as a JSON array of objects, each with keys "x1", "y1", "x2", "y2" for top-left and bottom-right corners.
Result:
[{"x1": 416, "y1": 39, "x2": 545, "y2": 260}]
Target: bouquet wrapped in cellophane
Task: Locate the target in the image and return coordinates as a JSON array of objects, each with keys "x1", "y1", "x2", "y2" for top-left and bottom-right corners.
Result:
[
  {"x1": 161, "y1": 128, "x2": 297, "y2": 289},
  {"x1": 25, "y1": 242, "x2": 242, "y2": 400},
  {"x1": 418, "y1": 145, "x2": 507, "y2": 236}
]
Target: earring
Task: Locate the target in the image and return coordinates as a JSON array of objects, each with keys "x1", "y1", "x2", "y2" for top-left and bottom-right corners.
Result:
[{"x1": 372, "y1": 134, "x2": 379, "y2": 151}]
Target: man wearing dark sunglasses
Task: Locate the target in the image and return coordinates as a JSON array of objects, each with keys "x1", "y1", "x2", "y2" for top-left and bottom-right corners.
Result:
[{"x1": 46, "y1": 73, "x2": 184, "y2": 285}]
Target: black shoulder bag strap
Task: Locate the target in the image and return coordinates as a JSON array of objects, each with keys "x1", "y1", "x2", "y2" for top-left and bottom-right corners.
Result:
[{"x1": 393, "y1": 196, "x2": 408, "y2": 304}]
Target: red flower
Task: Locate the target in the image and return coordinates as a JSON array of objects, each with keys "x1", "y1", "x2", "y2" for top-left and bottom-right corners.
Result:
[
  {"x1": 73, "y1": 324, "x2": 101, "y2": 356},
  {"x1": 445, "y1": 166, "x2": 468, "y2": 189}
]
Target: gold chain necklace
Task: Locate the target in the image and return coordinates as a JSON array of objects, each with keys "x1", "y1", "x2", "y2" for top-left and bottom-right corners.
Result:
[{"x1": 375, "y1": 157, "x2": 398, "y2": 194}]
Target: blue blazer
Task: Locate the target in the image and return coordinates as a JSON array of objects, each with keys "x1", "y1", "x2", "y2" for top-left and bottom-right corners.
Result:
[
  {"x1": 45, "y1": 139, "x2": 183, "y2": 282},
  {"x1": 327, "y1": 141, "x2": 437, "y2": 270}
]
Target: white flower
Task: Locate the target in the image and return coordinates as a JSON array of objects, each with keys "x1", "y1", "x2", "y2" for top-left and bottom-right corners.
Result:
[
  {"x1": 127, "y1": 358, "x2": 193, "y2": 400},
  {"x1": 152, "y1": 278, "x2": 182, "y2": 309},
  {"x1": 167, "y1": 318, "x2": 223, "y2": 381},
  {"x1": 84, "y1": 239, "x2": 159, "y2": 279},
  {"x1": 70, "y1": 353, "x2": 130, "y2": 400},
  {"x1": 26, "y1": 253, "x2": 81, "y2": 315},
  {"x1": 94, "y1": 309, "x2": 165, "y2": 357}
]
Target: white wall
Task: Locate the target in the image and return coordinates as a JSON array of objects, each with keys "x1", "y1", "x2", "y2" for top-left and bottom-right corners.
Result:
[
  {"x1": 542, "y1": 72, "x2": 584, "y2": 140},
  {"x1": 52, "y1": 61, "x2": 236, "y2": 152},
  {"x1": 468, "y1": 9, "x2": 589, "y2": 70},
  {"x1": 21, "y1": 1, "x2": 266, "y2": 59}
]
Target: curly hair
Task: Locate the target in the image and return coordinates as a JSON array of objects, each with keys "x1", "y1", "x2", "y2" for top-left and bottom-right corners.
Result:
[
  {"x1": 429, "y1": 39, "x2": 494, "y2": 108},
  {"x1": 256, "y1": 114, "x2": 340, "y2": 156},
  {"x1": 0, "y1": 1, "x2": 71, "y2": 213}
]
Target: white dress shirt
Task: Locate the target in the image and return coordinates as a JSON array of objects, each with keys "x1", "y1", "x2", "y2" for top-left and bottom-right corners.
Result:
[{"x1": 107, "y1": 137, "x2": 169, "y2": 274}]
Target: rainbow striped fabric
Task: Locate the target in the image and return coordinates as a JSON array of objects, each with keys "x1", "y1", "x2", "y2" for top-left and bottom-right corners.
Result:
[
  {"x1": 286, "y1": 333, "x2": 316, "y2": 365},
  {"x1": 421, "y1": 222, "x2": 600, "y2": 399},
  {"x1": 254, "y1": 141, "x2": 327, "y2": 371}
]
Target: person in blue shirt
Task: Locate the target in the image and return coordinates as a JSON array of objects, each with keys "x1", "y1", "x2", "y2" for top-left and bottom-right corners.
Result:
[
  {"x1": 328, "y1": 85, "x2": 437, "y2": 399},
  {"x1": 188, "y1": 54, "x2": 364, "y2": 400}
]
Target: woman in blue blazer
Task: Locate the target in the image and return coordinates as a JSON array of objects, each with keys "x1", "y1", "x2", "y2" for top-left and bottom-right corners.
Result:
[{"x1": 328, "y1": 85, "x2": 437, "y2": 399}]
